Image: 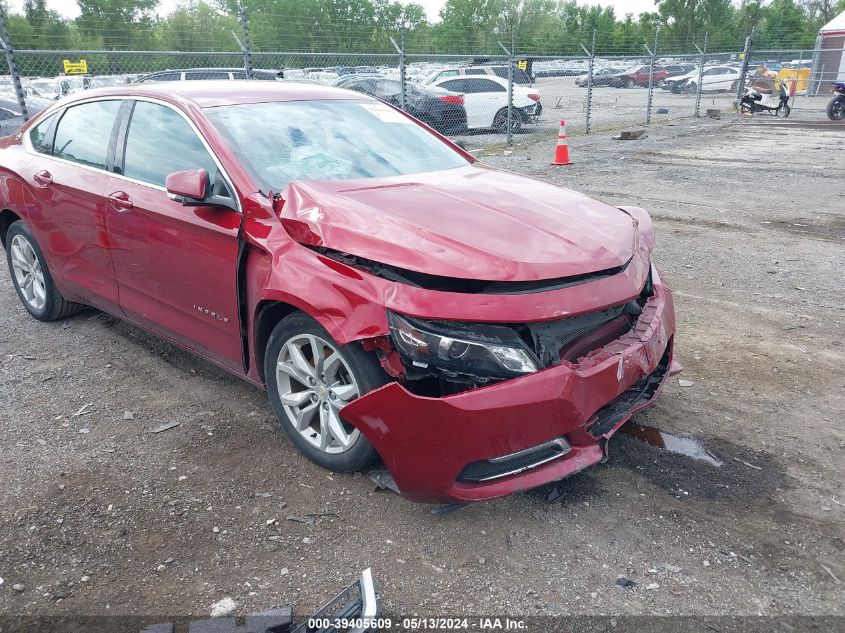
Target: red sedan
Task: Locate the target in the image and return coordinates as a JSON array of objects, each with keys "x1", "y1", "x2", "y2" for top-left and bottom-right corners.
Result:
[
  {"x1": 0, "y1": 82, "x2": 679, "y2": 504},
  {"x1": 610, "y1": 65, "x2": 670, "y2": 88}
]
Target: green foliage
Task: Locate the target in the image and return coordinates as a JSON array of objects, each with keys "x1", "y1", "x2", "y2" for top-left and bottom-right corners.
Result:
[{"x1": 0, "y1": 0, "x2": 833, "y2": 54}]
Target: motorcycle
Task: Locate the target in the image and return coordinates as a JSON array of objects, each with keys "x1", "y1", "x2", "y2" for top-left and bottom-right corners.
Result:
[
  {"x1": 827, "y1": 82, "x2": 845, "y2": 120},
  {"x1": 741, "y1": 78, "x2": 791, "y2": 117}
]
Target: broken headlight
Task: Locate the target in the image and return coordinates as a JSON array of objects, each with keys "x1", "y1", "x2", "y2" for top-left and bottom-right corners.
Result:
[{"x1": 387, "y1": 312, "x2": 539, "y2": 380}]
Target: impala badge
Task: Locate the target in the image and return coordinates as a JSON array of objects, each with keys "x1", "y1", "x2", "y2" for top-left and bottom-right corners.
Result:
[{"x1": 193, "y1": 304, "x2": 229, "y2": 323}]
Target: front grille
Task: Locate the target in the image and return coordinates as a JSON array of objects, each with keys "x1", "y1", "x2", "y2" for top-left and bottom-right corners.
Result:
[
  {"x1": 589, "y1": 345, "x2": 671, "y2": 438},
  {"x1": 457, "y1": 437, "x2": 571, "y2": 483},
  {"x1": 518, "y1": 269, "x2": 654, "y2": 367}
]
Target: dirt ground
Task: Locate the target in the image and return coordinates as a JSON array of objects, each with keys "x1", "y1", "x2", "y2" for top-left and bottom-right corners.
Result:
[{"x1": 1, "y1": 118, "x2": 843, "y2": 625}]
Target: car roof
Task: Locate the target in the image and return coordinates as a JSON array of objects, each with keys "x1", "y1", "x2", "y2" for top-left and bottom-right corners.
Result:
[{"x1": 56, "y1": 80, "x2": 366, "y2": 108}]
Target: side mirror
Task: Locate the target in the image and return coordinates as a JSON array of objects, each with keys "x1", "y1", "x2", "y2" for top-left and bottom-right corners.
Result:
[
  {"x1": 166, "y1": 168, "x2": 208, "y2": 201},
  {"x1": 166, "y1": 169, "x2": 238, "y2": 212}
]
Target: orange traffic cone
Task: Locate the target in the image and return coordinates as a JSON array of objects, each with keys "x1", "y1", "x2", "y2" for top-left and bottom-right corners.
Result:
[{"x1": 551, "y1": 119, "x2": 573, "y2": 165}]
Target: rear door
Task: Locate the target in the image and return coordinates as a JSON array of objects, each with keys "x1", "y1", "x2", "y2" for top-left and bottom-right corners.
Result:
[
  {"x1": 105, "y1": 99, "x2": 243, "y2": 370},
  {"x1": 438, "y1": 78, "x2": 487, "y2": 128},
  {"x1": 24, "y1": 99, "x2": 123, "y2": 312}
]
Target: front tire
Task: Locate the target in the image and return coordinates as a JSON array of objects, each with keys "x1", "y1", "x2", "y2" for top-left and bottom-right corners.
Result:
[
  {"x1": 493, "y1": 108, "x2": 523, "y2": 133},
  {"x1": 777, "y1": 103, "x2": 791, "y2": 118},
  {"x1": 5, "y1": 220, "x2": 84, "y2": 321},
  {"x1": 264, "y1": 312, "x2": 388, "y2": 472}
]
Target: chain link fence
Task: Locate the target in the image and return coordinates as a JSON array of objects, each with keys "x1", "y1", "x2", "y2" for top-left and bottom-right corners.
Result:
[{"x1": 0, "y1": 6, "x2": 843, "y2": 149}]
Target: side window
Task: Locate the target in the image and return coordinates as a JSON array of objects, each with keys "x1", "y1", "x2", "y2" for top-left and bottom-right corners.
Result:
[
  {"x1": 346, "y1": 79, "x2": 375, "y2": 94},
  {"x1": 374, "y1": 80, "x2": 400, "y2": 96},
  {"x1": 439, "y1": 79, "x2": 466, "y2": 92},
  {"x1": 231, "y1": 71, "x2": 247, "y2": 80},
  {"x1": 54, "y1": 100, "x2": 121, "y2": 169},
  {"x1": 465, "y1": 68, "x2": 486, "y2": 75},
  {"x1": 0, "y1": 108, "x2": 18, "y2": 121},
  {"x1": 29, "y1": 112, "x2": 57, "y2": 154},
  {"x1": 438, "y1": 70, "x2": 459, "y2": 80},
  {"x1": 143, "y1": 72, "x2": 181, "y2": 82},
  {"x1": 469, "y1": 79, "x2": 505, "y2": 93},
  {"x1": 185, "y1": 71, "x2": 230, "y2": 80},
  {"x1": 122, "y1": 101, "x2": 218, "y2": 189},
  {"x1": 492, "y1": 67, "x2": 509, "y2": 78},
  {"x1": 513, "y1": 69, "x2": 531, "y2": 83}
]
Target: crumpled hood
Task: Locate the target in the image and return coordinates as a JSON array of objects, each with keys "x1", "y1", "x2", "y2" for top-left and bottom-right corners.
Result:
[{"x1": 280, "y1": 164, "x2": 636, "y2": 282}]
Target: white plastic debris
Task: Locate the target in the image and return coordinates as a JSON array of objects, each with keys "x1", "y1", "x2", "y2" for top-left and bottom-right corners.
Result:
[{"x1": 210, "y1": 597, "x2": 237, "y2": 617}]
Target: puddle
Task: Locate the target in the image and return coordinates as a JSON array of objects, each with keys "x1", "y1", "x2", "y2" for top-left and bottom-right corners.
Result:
[{"x1": 621, "y1": 422, "x2": 723, "y2": 467}]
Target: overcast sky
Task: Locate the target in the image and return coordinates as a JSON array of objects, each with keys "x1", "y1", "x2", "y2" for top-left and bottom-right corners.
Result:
[{"x1": 10, "y1": 0, "x2": 660, "y2": 22}]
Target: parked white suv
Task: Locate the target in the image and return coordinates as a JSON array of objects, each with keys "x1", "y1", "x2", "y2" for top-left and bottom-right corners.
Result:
[
  {"x1": 428, "y1": 75, "x2": 541, "y2": 133},
  {"x1": 425, "y1": 65, "x2": 533, "y2": 85}
]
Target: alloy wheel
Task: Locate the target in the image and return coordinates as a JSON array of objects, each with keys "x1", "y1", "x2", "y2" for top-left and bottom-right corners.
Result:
[
  {"x1": 9, "y1": 234, "x2": 46, "y2": 311},
  {"x1": 275, "y1": 334, "x2": 361, "y2": 454}
]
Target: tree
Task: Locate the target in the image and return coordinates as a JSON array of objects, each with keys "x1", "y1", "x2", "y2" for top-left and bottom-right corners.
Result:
[
  {"x1": 158, "y1": 1, "x2": 239, "y2": 51},
  {"x1": 76, "y1": 0, "x2": 159, "y2": 49}
]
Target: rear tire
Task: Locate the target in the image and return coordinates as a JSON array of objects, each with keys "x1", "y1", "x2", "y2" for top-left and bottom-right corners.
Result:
[
  {"x1": 264, "y1": 312, "x2": 389, "y2": 472},
  {"x1": 5, "y1": 220, "x2": 84, "y2": 322},
  {"x1": 827, "y1": 97, "x2": 845, "y2": 120}
]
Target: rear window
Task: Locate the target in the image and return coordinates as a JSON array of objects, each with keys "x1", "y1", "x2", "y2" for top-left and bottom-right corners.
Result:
[
  {"x1": 205, "y1": 99, "x2": 468, "y2": 193},
  {"x1": 185, "y1": 71, "x2": 230, "y2": 80},
  {"x1": 53, "y1": 100, "x2": 121, "y2": 169}
]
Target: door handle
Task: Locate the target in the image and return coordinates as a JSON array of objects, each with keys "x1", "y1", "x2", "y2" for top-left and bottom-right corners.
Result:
[
  {"x1": 107, "y1": 191, "x2": 133, "y2": 212},
  {"x1": 33, "y1": 170, "x2": 53, "y2": 187}
]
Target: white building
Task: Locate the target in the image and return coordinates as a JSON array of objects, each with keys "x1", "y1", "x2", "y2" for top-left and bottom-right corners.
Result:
[{"x1": 815, "y1": 10, "x2": 845, "y2": 90}]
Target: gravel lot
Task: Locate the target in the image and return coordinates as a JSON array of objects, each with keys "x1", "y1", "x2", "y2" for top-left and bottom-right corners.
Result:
[{"x1": 1, "y1": 118, "x2": 843, "y2": 625}]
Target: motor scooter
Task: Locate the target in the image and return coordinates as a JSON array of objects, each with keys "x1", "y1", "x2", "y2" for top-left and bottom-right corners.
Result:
[{"x1": 741, "y1": 78, "x2": 790, "y2": 117}]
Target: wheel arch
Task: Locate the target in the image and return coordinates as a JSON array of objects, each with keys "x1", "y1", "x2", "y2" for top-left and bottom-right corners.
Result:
[
  {"x1": 253, "y1": 298, "x2": 349, "y2": 384},
  {"x1": 254, "y1": 300, "x2": 302, "y2": 384},
  {"x1": 0, "y1": 209, "x2": 22, "y2": 248}
]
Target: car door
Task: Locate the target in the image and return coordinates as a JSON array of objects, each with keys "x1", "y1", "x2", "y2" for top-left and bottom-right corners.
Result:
[
  {"x1": 702, "y1": 68, "x2": 722, "y2": 91},
  {"x1": 105, "y1": 99, "x2": 243, "y2": 371},
  {"x1": 465, "y1": 78, "x2": 507, "y2": 127},
  {"x1": 24, "y1": 99, "x2": 123, "y2": 313}
]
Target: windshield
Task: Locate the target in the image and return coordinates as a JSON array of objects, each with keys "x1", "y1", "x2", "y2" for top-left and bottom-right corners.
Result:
[{"x1": 205, "y1": 99, "x2": 469, "y2": 193}]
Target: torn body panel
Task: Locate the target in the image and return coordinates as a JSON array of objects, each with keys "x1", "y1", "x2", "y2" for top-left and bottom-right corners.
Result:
[{"x1": 339, "y1": 269, "x2": 675, "y2": 503}]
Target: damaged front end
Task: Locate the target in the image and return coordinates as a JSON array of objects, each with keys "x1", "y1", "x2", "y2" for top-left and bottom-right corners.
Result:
[
  {"x1": 271, "y1": 170, "x2": 677, "y2": 503},
  {"x1": 338, "y1": 266, "x2": 677, "y2": 503}
]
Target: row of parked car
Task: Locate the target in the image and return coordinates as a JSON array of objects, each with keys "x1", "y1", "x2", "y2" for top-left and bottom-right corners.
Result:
[
  {"x1": 574, "y1": 63, "x2": 745, "y2": 92},
  {"x1": 0, "y1": 63, "x2": 543, "y2": 137}
]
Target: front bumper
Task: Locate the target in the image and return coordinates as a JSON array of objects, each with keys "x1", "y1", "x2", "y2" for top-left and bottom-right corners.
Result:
[{"x1": 342, "y1": 270, "x2": 676, "y2": 504}]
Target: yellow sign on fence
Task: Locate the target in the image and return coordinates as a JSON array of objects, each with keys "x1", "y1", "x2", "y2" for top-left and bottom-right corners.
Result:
[
  {"x1": 63, "y1": 59, "x2": 88, "y2": 75},
  {"x1": 516, "y1": 60, "x2": 528, "y2": 70}
]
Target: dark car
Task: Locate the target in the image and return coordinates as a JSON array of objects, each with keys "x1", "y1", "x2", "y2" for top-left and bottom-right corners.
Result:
[
  {"x1": 135, "y1": 68, "x2": 282, "y2": 82},
  {"x1": 575, "y1": 66, "x2": 624, "y2": 87},
  {"x1": 335, "y1": 76, "x2": 467, "y2": 134},
  {"x1": 0, "y1": 100, "x2": 22, "y2": 136},
  {"x1": 0, "y1": 96, "x2": 51, "y2": 136}
]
